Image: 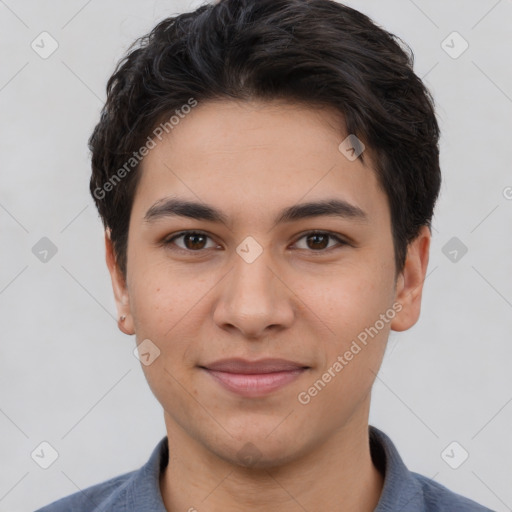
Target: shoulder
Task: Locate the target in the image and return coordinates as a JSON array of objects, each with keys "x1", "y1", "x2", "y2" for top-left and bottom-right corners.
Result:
[
  {"x1": 411, "y1": 471, "x2": 495, "y2": 511},
  {"x1": 369, "y1": 426, "x2": 494, "y2": 512},
  {"x1": 34, "y1": 468, "x2": 138, "y2": 512},
  {"x1": 34, "y1": 436, "x2": 169, "y2": 512}
]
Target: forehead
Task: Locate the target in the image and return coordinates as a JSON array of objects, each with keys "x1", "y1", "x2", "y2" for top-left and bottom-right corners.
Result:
[{"x1": 132, "y1": 99, "x2": 388, "y2": 230}]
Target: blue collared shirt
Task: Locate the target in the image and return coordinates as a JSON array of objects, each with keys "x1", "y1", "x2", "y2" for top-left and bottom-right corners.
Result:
[{"x1": 35, "y1": 426, "x2": 494, "y2": 511}]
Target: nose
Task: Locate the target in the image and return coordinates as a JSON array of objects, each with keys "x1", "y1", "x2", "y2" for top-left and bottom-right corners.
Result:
[{"x1": 212, "y1": 248, "x2": 296, "y2": 340}]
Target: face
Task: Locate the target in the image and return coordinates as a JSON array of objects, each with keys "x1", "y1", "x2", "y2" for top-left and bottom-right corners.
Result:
[{"x1": 107, "y1": 99, "x2": 429, "y2": 467}]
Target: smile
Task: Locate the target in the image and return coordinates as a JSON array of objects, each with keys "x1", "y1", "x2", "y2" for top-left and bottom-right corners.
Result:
[{"x1": 202, "y1": 368, "x2": 307, "y2": 397}]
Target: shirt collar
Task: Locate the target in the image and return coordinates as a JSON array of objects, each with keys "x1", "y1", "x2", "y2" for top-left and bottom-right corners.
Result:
[
  {"x1": 122, "y1": 436, "x2": 169, "y2": 511},
  {"x1": 370, "y1": 425, "x2": 426, "y2": 511},
  {"x1": 124, "y1": 425, "x2": 425, "y2": 511}
]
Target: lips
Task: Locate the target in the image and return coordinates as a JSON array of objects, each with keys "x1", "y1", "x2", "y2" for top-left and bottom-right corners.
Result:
[
  {"x1": 203, "y1": 358, "x2": 308, "y2": 374},
  {"x1": 200, "y1": 358, "x2": 309, "y2": 397}
]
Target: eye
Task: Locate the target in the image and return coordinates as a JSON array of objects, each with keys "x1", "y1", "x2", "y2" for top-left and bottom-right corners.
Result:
[
  {"x1": 162, "y1": 230, "x2": 349, "y2": 254},
  {"x1": 163, "y1": 231, "x2": 219, "y2": 252},
  {"x1": 292, "y1": 230, "x2": 348, "y2": 252}
]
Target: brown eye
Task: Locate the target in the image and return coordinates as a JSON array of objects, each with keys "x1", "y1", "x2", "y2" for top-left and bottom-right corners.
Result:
[
  {"x1": 182, "y1": 233, "x2": 207, "y2": 250},
  {"x1": 306, "y1": 233, "x2": 329, "y2": 250},
  {"x1": 293, "y1": 231, "x2": 347, "y2": 252},
  {"x1": 165, "y1": 231, "x2": 217, "y2": 251}
]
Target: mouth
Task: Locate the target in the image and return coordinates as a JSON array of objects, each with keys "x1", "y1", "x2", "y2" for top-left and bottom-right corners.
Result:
[{"x1": 199, "y1": 358, "x2": 310, "y2": 397}]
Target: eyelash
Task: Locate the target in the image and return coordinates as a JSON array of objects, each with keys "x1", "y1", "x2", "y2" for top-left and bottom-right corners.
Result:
[{"x1": 162, "y1": 230, "x2": 349, "y2": 255}]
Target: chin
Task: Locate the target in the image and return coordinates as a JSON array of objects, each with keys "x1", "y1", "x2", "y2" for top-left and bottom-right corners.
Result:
[
  {"x1": 226, "y1": 443, "x2": 302, "y2": 471},
  {"x1": 212, "y1": 429, "x2": 309, "y2": 471}
]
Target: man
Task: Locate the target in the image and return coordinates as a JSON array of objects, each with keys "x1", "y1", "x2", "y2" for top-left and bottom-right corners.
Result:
[{"x1": 36, "y1": 0, "x2": 494, "y2": 510}]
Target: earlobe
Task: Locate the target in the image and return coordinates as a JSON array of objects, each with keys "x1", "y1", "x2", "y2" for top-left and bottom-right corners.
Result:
[
  {"x1": 390, "y1": 226, "x2": 431, "y2": 332},
  {"x1": 104, "y1": 228, "x2": 135, "y2": 335}
]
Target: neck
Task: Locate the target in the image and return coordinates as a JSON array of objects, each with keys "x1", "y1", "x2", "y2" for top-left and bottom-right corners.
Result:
[{"x1": 159, "y1": 409, "x2": 384, "y2": 512}]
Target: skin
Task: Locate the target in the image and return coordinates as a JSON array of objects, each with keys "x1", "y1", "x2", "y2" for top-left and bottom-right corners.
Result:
[{"x1": 105, "y1": 99, "x2": 430, "y2": 512}]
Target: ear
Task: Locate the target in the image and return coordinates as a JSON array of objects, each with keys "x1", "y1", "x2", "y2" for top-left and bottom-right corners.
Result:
[
  {"x1": 105, "y1": 228, "x2": 135, "y2": 335},
  {"x1": 390, "y1": 225, "x2": 431, "y2": 332}
]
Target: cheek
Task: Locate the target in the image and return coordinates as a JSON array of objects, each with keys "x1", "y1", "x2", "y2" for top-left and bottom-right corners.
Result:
[
  {"x1": 129, "y1": 284, "x2": 167, "y2": 334},
  {"x1": 128, "y1": 269, "x2": 206, "y2": 371},
  {"x1": 307, "y1": 268, "x2": 393, "y2": 382},
  {"x1": 127, "y1": 256, "x2": 186, "y2": 331},
  {"x1": 128, "y1": 243, "x2": 210, "y2": 316},
  {"x1": 297, "y1": 264, "x2": 393, "y2": 332}
]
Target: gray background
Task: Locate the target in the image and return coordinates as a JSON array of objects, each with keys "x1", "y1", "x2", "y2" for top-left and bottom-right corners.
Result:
[{"x1": 1, "y1": 0, "x2": 511, "y2": 510}]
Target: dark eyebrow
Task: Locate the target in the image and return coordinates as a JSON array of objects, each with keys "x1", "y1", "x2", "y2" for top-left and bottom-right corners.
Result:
[{"x1": 144, "y1": 197, "x2": 368, "y2": 227}]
